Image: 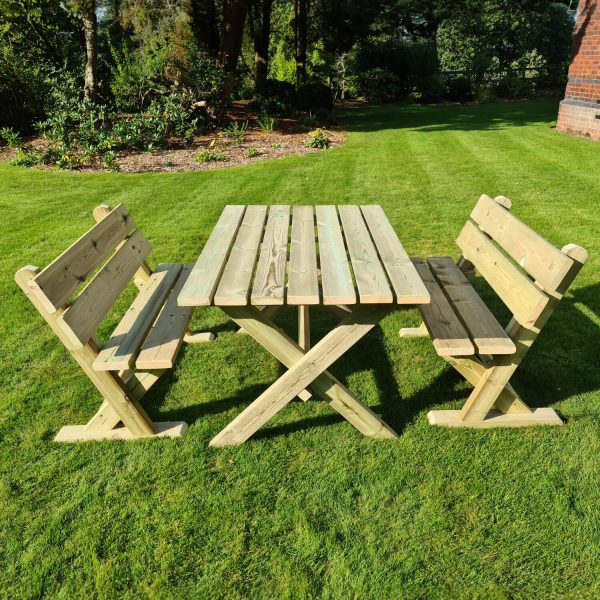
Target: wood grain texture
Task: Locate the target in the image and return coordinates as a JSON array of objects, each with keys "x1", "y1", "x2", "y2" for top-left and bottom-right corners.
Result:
[
  {"x1": 456, "y1": 220, "x2": 549, "y2": 326},
  {"x1": 30, "y1": 204, "x2": 135, "y2": 313},
  {"x1": 316, "y1": 205, "x2": 356, "y2": 305},
  {"x1": 211, "y1": 304, "x2": 394, "y2": 445},
  {"x1": 471, "y1": 194, "x2": 573, "y2": 291},
  {"x1": 426, "y1": 256, "x2": 515, "y2": 355},
  {"x1": 214, "y1": 205, "x2": 268, "y2": 305},
  {"x1": 428, "y1": 408, "x2": 562, "y2": 428},
  {"x1": 15, "y1": 266, "x2": 156, "y2": 436},
  {"x1": 287, "y1": 205, "x2": 319, "y2": 304},
  {"x1": 251, "y1": 205, "x2": 290, "y2": 305},
  {"x1": 136, "y1": 264, "x2": 195, "y2": 369},
  {"x1": 338, "y1": 205, "x2": 393, "y2": 303},
  {"x1": 361, "y1": 205, "x2": 429, "y2": 304},
  {"x1": 413, "y1": 258, "x2": 475, "y2": 356},
  {"x1": 178, "y1": 205, "x2": 246, "y2": 306},
  {"x1": 61, "y1": 229, "x2": 152, "y2": 345},
  {"x1": 93, "y1": 263, "x2": 182, "y2": 371}
]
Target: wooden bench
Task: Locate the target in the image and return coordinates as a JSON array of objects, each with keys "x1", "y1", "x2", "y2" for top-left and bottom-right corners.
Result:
[
  {"x1": 400, "y1": 194, "x2": 588, "y2": 428},
  {"x1": 15, "y1": 204, "x2": 213, "y2": 442}
]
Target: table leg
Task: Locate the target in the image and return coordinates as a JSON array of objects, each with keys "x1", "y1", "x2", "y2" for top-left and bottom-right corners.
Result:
[{"x1": 211, "y1": 304, "x2": 398, "y2": 446}]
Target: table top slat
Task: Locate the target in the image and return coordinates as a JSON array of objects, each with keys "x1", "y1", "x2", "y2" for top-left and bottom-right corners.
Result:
[
  {"x1": 287, "y1": 206, "x2": 319, "y2": 305},
  {"x1": 214, "y1": 205, "x2": 268, "y2": 306},
  {"x1": 361, "y1": 205, "x2": 430, "y2": 304},
  {"x1": 338, "y1": 205, "x2": 393, "y2": 303},
  {"x1": 315, "y1": 206, "x2": 356, "y2": 305},
  {"x1": 250, "y1": 205, "x2": 290, "y2": 305},
  {"x1": 178, "y1": 205, "x2": 246, "y2": 306}
]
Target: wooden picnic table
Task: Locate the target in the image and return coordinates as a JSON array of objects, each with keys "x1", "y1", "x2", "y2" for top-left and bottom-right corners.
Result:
[{"x1": 178, "y1": 204, "x2": 431, "y2": 446}]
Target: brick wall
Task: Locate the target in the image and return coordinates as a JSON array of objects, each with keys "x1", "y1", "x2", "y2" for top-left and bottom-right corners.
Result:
[{"x1": 556, "y1": 0, "x2": 600, "y2": 140}]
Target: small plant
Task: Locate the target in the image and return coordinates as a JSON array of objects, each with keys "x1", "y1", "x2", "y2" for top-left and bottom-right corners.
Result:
[
  {"x1": 10, "y1": 147, "x2": 44, "y2": 167},
  {"x1": 257, "y1": 113, "x2": 277, "y2": 133},
  {"x1": 247, "y1": 147, "x2": 259, "y2": 158},
  {"x1": 270, "y1": 142, "x2": 287, "y2": 150},
  {"x1": 195, "y1": 149, "x2": 228, "y2": 163},
  {"x1": 222, "y1": 120, "x2": 248, "y2": 145},
  {"x1": 305, "y1": 128, "x2": 330, "y2": 149},
  {"x1": 101, "y1": 151, "x2": 120, "y2": 172},
  {"x1": 0, "y1": 127, "x2": 22, "y2": 149}
]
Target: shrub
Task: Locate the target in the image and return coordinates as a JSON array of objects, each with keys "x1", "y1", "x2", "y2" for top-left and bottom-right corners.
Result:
[
  {"x1": 257, "y1": 114, "x2": 277, "y2": 133},
  {"x1": 254, "y1": 79, "x2": 296, "y2": 116},
  {"x1": 444, "y1": 76, "x2": 473, "y2": 102},
  {"x1": 305, "y1": 128, "x2": 330, "y2": 149},
  {"x1": 297, "y1": 82, "x2": 334, "y2": 111},
  {"x1": 270, "y1": 142, "x2": 287, "y2": 149},
  {"x1": 476, "y1": 85, "x2": 498, "y2": 104},
  {"x1": 495, "y1": 75, "x2": 533, "y2": 99},
  {"x1": 247, "y1": 147, "x2": 258, "y2": 158},
  {"x1": 350, "y1": 68, "x2": 402, "y2": 103}
]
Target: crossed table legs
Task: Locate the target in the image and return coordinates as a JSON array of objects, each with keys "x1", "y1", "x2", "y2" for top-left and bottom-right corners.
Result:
[{"x1": 210, "y1": 304, "x2": 399, "y2": 446}]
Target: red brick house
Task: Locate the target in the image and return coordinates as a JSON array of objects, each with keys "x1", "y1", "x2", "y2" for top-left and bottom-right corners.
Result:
[{"x1": 556, "y1": 0, "x2": 600, "y2": 140}]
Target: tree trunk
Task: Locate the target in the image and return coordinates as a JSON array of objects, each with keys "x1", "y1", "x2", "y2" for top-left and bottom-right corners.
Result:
[
  {"x1": 82, "y1": 1, "x2": 99, "y2": 102},
  {"x1": 294, "y1": 0, "x2": 308, "y2": 87},
  {"x1": 250, "y1": 0, "x2": 273, "y2": 93},
  {"x1": 217, "y1": 0, "x2": 249, "y2": 73},
  {"x1": 190, "y1": 0, "x2": 219, "y2": 57}
]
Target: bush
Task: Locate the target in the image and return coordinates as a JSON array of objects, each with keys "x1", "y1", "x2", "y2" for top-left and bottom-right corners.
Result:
[
  {"x1": 254, "y1": 79, "x2": 296, "y2": 116},
  {"x1": 350, "y1": 68, "x2": 402, "y2": 103},
  {"x1": 247, "y1": 147, "x2": 258, "y2": 158},
  {"x1": 297, "y1": 82, "x2": 334, "y2": 111},
  {"x1": 476, "y1": 85, "x2": 498, "y2": 104},
  {"x1": 495, "y1": 75, "x2": 533, "y2": 99},
  {"x1": 444, "y1": 76, "x2": 473, "y2": 102},
  {"x1": 305, "y1": 128, "x2": 330, "y2": 149}
]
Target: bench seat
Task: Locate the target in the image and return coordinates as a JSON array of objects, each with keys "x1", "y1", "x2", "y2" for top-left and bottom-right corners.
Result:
[
  {"x1": 414, "y1": 256, "x2": 516, "y2": 357},
  {"x1": 93, "y1": 263, "x2": 194, "y2": 371}
]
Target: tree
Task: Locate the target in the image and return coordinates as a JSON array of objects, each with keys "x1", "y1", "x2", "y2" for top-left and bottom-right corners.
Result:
[
  {"x1": 294, "y1": 0, "x2": 308, "y2": 86},
  {"x1": 190, "y1": 0, "x2": 219, "y2": 57},
  {"x1": 71, "y1": 0, "x2": 100, "y2": 102},
  {"x1": 217, "y1": 0, "x2": 249, "y2": 73},
  {"x1": 249, "y1": 0, "x2": 274, "y2": 92}
]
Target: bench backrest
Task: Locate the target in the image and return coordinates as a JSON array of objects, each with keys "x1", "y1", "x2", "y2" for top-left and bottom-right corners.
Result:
[
  {"x1": 19, "y1": 204, "x2": 152, "y2": 348},
  {"x1": 456, "y1": 195, "x2": 588, "y2": 329}
]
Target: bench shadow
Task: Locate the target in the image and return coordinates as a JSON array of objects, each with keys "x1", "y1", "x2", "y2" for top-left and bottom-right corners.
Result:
[{"x1": 142, "y1": 284, "x2": 600, "y2": 440}]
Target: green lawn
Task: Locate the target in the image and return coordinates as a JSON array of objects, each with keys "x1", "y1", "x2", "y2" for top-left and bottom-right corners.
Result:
[{"x1": 1, "y1": 99, "x2": 600, "y2": 599}]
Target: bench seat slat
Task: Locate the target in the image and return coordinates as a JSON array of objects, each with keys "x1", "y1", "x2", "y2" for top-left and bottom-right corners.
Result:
[
  {"x1": 136, "y1": 264, "x2": 195, "y2": 370},
  {"x1": 61, "y1": 229, "x2": 152, "y2": 345},
  {"x1": 426, "y1": 257, "x2": 516, "y2": 355},
  {"x1": 30, "y1": 204, "x2": 135, "y2": 313},
  {"x1": 93, "y1": 263, "x2": 182, "y2": 371},
  {"x1": 413, "y1": 258, "x2": 475, "y2": 356}
]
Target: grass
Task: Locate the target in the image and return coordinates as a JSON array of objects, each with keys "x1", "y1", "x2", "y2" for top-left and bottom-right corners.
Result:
[{"x1": 1, "y1": 99, "x2": 600, "y2": 598}]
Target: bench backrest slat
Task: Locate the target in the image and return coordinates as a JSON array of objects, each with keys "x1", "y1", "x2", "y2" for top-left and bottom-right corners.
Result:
[
  {"x1": 30, "y1": 204, "x2": 135, "y2": 313},
  {"x1": 456, "y1": 220, "x2": 549, "y2": 326},
  {"x1": 471, "y1": 195, "x2": 574, "y2": 291},
  {"x1": 61, "y1": 229, "x2": 152, "y2": 345}
]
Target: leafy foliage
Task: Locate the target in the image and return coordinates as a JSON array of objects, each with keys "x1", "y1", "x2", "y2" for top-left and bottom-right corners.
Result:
[{"x1": 304, "y1": 127, "x2": 330, "y2": 149}]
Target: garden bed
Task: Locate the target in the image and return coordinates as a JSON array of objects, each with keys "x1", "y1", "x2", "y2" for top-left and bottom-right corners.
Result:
[{"x1": 0, "y1": 102, "x2": 346, "y2": 174}]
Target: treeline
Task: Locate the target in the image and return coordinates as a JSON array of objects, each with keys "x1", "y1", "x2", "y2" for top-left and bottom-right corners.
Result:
[{"x1": 0, "y1": 0, "x2": 574, "y2": 132}]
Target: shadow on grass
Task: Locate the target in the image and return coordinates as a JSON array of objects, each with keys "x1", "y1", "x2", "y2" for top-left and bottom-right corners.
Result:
[
  {"x1": 341, "y1": 99, "x2": 559, "y2": 134},
  {"x1": 144, "y1": 284, "x2": 600, "y2": 440}
]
